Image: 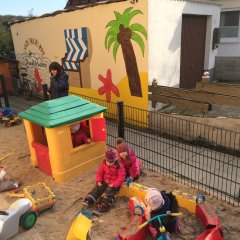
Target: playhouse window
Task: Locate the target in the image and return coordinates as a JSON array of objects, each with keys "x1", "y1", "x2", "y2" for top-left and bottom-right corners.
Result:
[
  {"x1": 70, "y1": 120, "x2": 91, "y2": 148},
  {"x1": 31, "y1": 122, "x2": 48, "y2": 147}
]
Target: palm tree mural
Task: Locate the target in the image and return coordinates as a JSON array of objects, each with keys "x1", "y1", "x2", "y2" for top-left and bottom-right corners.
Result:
[{"x1": 105, "y1": 7, "x2": 147, "y2": 97}]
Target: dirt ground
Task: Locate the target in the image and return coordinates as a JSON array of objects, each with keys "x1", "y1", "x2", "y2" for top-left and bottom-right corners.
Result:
[{"x1": 0, "y1": 124, "x2": 240, "y2": 240}]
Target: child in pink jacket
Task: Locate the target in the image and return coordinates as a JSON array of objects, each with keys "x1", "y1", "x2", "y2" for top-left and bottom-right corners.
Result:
[
  {"x1": 117, "y1": 143, "x2": 141, "y2": 181},
  {"x1": 83, "y1": 148, "x2": 125, "y2": 212},
  {"x1": 116, "y1": 138, "x2": 136, "y2": 157}
]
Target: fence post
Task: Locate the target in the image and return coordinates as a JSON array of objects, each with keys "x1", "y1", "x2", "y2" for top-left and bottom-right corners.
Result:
[
  {"x1": 151, "y1": 78, "x2": 158, "y2": 108},
  {"x1": 42, "y1": 84, "x2": 49, "y2": 101},
  {"x1": 0, "y1": 75, "x2": 10, "y2": 108},
  {"x1": 117, "y1": 101, "x2": 124, "y2": 139},
  {"x1": 0, "y1": 74, "x2": 2, "y2": 107}
]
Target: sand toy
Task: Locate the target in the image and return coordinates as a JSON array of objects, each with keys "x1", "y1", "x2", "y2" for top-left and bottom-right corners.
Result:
[
  {"x1": 0, "y1": 108, "x2": 22, "y2": 127},
  {"x1": 138, "y1": 212, "x2": 183, "y2": 240},
  {"x1": 116, "y1": 197, "x2": 149, "y2": 240},
  {"x1": 6, "y1": 182, "x2": 56, "y2": 213},
  {"x1": 66, "y1": 213, "x2": 92, "y2": 240},
  {"x1": 0, "y1": 198, "x2": 37, "y2": 240},
  {"x1": 119, "y1": 184, "x2": 223, "y2": 240}
]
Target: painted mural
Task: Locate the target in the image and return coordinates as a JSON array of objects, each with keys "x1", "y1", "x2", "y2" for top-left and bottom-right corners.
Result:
[
  {"x1": 11, "y1": 0, "x2": 149, "y2": 111},
  {"x1": 17, "y1": 38, "x2": 51, "y2": 93},
  {"x1": 62, "y1": 28, "x2": 91, "y2": 89},
  {"x1": 24, "y1": 38, "x2": 46, "y2": 56},
  {"x1": 98, "y1": 69, "x2": 120, "y2": 102},
  {"x1": 105, "y1": 7, "x2": 147, "y2": 98}
]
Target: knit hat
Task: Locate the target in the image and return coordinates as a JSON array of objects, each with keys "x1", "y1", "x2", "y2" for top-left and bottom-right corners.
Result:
[
  {"x1": 117, "y1": 143, "x2": 129, "y2": 154},
  {"x1": 116, "y1": 138, "x2": 125, "y2": 145},
  {"x1": 105, "y1": 148, "x2": 118, "y2": 163},
  {"x1": 145, "y1": 188, "x2": 165, "y2": 211},
  {"x1": 70, "y1": 123, "x2": 80, "y2": 134}
]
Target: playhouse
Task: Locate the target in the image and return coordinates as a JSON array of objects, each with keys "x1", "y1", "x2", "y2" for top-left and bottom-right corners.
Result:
[{"x1": 19, "y1": 95, "x2": 107, "y2": 183}]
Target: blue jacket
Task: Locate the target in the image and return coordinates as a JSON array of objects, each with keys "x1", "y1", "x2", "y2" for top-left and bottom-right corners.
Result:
[
  {"x1": 150, "y1": 192, "x2": 179, "y2": 239},
  {"x1": 48, "y1": 72, "x2": 69, "y2": 99}
]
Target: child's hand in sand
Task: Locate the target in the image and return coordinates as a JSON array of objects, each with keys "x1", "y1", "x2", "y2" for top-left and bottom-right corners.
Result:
[
  {"x1": 0, "y1": 167, "x2": 6, "y2": 181},
  {"x1": 86, "y1": 138, "x2": 92, "y2": 144},
  {"x1": 108, "y1": 183, "x2": 113, "y2": 188}
]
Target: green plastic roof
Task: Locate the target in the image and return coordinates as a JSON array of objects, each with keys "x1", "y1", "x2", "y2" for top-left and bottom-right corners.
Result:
[{"x1": 19, "y1": 95, "x2": 107, "y2": 128}]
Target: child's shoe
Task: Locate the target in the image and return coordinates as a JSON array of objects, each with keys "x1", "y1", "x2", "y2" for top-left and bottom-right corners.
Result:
[
  {"x1": 174, "y1": 219, "x2": 181, "y2": 232},
  {"x1": 96, "y1": 202, "x2": 109, "y2": 212},
  {"x1": 83, "y1": 196, "x2": 95, "y2": 208},
  {"x1": 96, "y1": 197, "x2": 113, "y2": 212}
]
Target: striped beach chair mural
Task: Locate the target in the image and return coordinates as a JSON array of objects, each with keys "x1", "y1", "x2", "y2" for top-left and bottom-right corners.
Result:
[{"x1": 62, "y1": 28, "x2": 88, "y2": 71}]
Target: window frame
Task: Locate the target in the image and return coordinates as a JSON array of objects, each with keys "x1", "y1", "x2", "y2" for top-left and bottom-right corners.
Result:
[
  {"x1": 69, "y1": 119, "x2": 92, "y2": 151},
  {"x1": 220, "y1": 10, "x2": 240, "y2": 43}
]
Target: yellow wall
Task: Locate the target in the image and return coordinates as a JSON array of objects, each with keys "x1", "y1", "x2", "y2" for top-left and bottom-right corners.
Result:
[{"x1": 11, "y1": 0, "x2": 148, "y2": 110}]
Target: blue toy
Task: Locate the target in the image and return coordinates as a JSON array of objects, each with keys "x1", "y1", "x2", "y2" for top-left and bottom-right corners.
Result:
[
  {"x1": 126, "y1": 177, "x2": 132, "y2": 187},
  {"x1": 138, "y1": 212, "x2": 183, "y2": 240}
]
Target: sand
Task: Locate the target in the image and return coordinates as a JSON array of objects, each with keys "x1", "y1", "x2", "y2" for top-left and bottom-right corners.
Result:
[{"x1": 0, "y1": 124, "x2": 239, "y2": 240}]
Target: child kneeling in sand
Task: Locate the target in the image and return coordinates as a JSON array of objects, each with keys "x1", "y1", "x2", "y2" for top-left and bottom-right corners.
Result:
[
  {"x1": 145, "y1": 188, "x2": 180, "y2": 239},
  {"x1": 83, "y1": 148, "x2": 125, "y2": 212}
]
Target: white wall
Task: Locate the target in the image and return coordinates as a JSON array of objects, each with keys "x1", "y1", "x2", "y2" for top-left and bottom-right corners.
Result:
[
  {"x1": 216, "y1": 0, "x2": 240, "y2": 56},
  {"x1": 216, "y1": 0, "x2": 240, "y2": 10},
  {"x1": 148, "y1": 0, "x2": 220, "y2": 87}
]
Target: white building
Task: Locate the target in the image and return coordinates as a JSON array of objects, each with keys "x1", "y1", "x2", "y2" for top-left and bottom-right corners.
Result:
[
  {"x1": 149, "y1": 0, "x2": 220, "y2": 88},
  {"x1": 215, "y1": 0, "x2": 240, "y2": 82}
]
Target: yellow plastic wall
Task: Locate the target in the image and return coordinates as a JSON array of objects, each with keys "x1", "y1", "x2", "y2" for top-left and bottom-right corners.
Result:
[
  {"x1": 172, "y1": 190, "x2": 196, "y2": 214},
  {"x1": 118, "y1": 182, "x2": 149, "y2": 202},
  {"x1": 23, "y1": 119, "x2": 38, "y2": 166},
  {"x1": 45, "y1": 120, "x2": 106, "y2": 183}
]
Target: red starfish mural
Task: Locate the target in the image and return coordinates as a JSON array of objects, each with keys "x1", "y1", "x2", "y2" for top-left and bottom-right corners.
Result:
[
  {"x1": 34, "y1": 68, "x2": 43, "y2": 92},
  {"x1": 98, "y1": 69, "x2": 120, "y2": 102}
]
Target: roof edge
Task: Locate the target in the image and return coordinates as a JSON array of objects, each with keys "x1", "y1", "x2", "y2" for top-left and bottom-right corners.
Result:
[{"x1": 9, "y1": 0, "x2": 127, "y2": 26}]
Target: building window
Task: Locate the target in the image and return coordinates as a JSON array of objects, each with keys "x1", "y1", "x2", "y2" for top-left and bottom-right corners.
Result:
[{"x1": 220, "y1": 11, "x2": 240, "y2": 38}]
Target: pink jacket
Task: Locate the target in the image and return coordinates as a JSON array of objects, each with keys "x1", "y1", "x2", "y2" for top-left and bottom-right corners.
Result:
[
  {"x1": 119, "y1": 153, "x2": 140, "y2": 179},
  {"x1": 96, "y1": 161, "x2": 126, "y2": 188}
]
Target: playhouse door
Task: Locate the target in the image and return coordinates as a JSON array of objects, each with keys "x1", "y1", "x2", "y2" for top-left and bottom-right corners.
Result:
[
  {"x1": 90, "y1": 118, "x2": 106, "y2": 142},
  {"x1": 32, "y1": 141, "x2": 52, "y2": 176}
]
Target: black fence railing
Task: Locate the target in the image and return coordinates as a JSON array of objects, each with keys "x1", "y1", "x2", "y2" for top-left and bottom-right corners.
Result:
[{"x1": 73, "y1": 92, "x2": 240, "y2": 205}]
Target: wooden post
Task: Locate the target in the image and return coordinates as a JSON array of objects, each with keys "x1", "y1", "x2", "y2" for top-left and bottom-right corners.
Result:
[
  {"x1": 151, "y1": 78, "x2": 158, "y2": 108},
  {"x1": 0, "y1": 75, "x2": 10, "y2": 107}
]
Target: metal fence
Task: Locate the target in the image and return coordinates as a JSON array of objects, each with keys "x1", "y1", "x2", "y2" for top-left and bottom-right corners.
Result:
[{"x1": 70, "y1": 92, "x2": 240, "y2": 205}]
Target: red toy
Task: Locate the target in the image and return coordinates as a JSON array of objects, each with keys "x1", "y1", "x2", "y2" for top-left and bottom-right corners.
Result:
[
  {"x1": 116, "y1": 197, "x2": 149, "y2": 240},
  {"x1": 195, "y1": 194, "x2": 223, "y2": 240}
]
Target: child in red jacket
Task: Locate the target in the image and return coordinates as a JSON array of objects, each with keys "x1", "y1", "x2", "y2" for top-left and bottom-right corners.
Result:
[
  {"x1": 71, "y1": 122, "x2": 91, "y2": 147},
  {"x1": 117, "y1": 143, "x2": 141, "y2": 181},
  {"x1": 83, "y1": 148, "x2": 125, "y2": 212}
]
